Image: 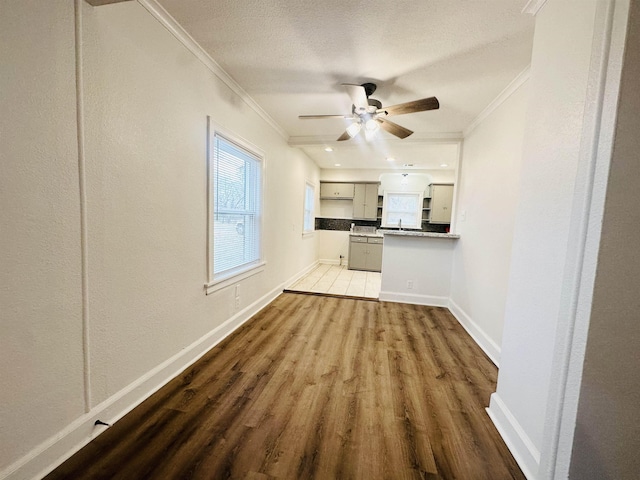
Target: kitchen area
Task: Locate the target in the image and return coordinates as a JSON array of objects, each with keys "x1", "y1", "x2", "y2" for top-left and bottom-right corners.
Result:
[{"x1": 287, "y1": 171, "x2": 460, "y2": 301}]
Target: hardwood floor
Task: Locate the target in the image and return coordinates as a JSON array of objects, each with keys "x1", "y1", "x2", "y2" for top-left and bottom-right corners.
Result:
[{"x1": 46, "y1": 293, "x2": 524, "y2": 479}]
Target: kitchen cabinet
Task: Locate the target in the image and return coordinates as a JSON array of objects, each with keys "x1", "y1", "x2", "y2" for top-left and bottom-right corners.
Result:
[
  {"x1": 319, "y1": 182, "x2": 354, "y2": 199},
  {"x1": 349, "y1": 236, "x2": 383, "y2": 272},
  {"x1": 429, "y1": 184, "x2": 454, "y2": 224},
  {"x1": 352, "y1": 183, "x2": 379, "y2": 219}
]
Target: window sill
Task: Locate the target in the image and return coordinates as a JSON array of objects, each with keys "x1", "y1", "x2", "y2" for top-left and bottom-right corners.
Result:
[
  {"x1": 302, "y1": 230, "x2": 315, "y2": 238},
  {"x1": 205, "y1": 261, "x2": 266, "y2": 295}
]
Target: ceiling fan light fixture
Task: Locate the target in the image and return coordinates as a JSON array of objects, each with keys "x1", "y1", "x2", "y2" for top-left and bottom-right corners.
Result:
[
  {"x1": 365, "y1": 118, "x2": 379, "y2": 132},
  {"x1": 346, "y1": 122, "x2": 362, "y2": 138}
]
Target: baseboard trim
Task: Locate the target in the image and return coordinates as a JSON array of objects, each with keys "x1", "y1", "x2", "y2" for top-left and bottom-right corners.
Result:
[
  {"x1": 486, "y1": 393, "x2": 540, "y2": 480},
  {"x1": 4, "y1": 283, "x2": 285, "y2": 480},
  {"x1": 318, "y1": 258, "x2": 342, "y2": 266},
  {"x1": 378, "y1": 291, "x2": 449, "y2": 307},
  {"x1": 447, "y1": 299, "x2": 501, "y2": 366}
]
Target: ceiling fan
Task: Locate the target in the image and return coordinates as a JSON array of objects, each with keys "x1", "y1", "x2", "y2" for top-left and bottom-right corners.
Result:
[{"x1": 299, "y1": 83, "x2": 439, "y2": 141}]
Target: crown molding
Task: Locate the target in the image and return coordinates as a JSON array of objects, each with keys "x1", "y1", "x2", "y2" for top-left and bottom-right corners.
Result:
[
  {"x1": 463, "y1": 66, "x2": 530, "y2": 138},
  {"x1": 522, "y1": 0, "x2": 548, "y2": 15},
  {"x1": 288, "y1": 131, "x2": 463, "y2": 147},
  {"x1": 137, "y1": 0, "x2": 289, "y2": 140}
]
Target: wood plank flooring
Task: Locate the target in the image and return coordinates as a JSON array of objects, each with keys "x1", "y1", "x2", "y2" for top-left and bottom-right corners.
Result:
[{"x1": 46, "y1": 293, "x2": 524, "y2": 480}]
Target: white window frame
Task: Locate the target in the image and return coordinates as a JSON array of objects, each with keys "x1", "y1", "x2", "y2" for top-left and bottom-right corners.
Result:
[
  {"x1": 381, "y1": 191, "x2": 423, "y2": 229},
  {"x1": 302, "y1": 181, "x2": 315, "y2": 236},
  {"x1": 205, "y1": 118, "x2": 265, "y2": 294}
]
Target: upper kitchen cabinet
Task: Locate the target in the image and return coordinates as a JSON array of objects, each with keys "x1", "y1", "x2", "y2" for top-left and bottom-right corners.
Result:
[
  {"x1": 353, "y1": 183, "x2": 379, "y2": 220},
  {"x1": 428, "y1": 183, "x2": 454, "y2": 224},
  {"x1": 320, "y1": 182, "x2": 354, "y2": 199}
]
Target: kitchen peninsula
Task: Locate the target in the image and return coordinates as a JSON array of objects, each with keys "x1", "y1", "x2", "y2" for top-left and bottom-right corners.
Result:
[{"x1": 378, "y1": 230, "x2": 460, "y2": 306}]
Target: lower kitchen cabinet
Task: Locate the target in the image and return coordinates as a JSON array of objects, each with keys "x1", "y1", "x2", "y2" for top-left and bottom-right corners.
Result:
[{"x1": 349, "y1": 236, "x2": 383, "y2": 272}]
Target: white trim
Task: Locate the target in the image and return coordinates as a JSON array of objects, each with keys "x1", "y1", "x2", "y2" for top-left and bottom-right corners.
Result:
[
  {"x1": 539, "y1": 1, "x2": 629, "y2": 478},
  {"x1": 288, "y1": 132, "x2": 463, "y2": 147},
  {"x1": 447, "y1": 299, "x2": 501, "y2": 367},
  {"x1": 283, "y1": 260, "x2": 320, "y2": 289},
  {"x1": 206, "y1": 124, "x2": 266, "y2": 289},
  {"x1": 464, "y1": 67, "x2": 531, "y2": 137},
  {"x1": 318, "y1": 258, "x2": 342, "y2": 266},
  {"x1": 1, "y1": 282, "x2": 285, "y2": 480},
  {"x1": 378, "y1": 291, "x2": 449, "y2": 307},
  {"x1": 487, "y1": 393, "x2": 540, "y2": 480},
  {"x1": 205, "y1": 262, "x2": 266, "y2": 295},
  {"x1": 136, "y1": 0, "x2": 287, "y2": 140},
  {"x1": 522, "y1": 0, "x2": 548, "y2": 16}
]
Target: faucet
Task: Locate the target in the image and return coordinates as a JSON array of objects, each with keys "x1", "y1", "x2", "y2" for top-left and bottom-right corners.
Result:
[{"x1": 398, "y1": 219, "x2": 402, "y2": 230}]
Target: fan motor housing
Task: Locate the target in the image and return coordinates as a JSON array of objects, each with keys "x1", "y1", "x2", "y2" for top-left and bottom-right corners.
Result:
[{"x1": 368, "y1": 98, "x2": 382, "y2": 109}]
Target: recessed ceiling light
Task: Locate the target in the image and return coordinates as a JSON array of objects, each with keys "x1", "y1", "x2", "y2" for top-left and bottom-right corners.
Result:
[
  {"x1": 334, "y1": 163, "x2": 341, "y2": 167},
  {"x1": 440, "y1": 163, "x2": 449, "y2": 167},
  {"x1": 324, "y1": 147, "x2": 333, "y2": 152},
  {"x1": 386, "y1": 157, "x2": 395, "y2": 162}
]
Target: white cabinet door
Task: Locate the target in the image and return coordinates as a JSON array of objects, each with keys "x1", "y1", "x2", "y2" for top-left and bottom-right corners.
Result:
[
  {"x1": 348, "y1": 239, "x2": 368, "y2": 270},
  {"x1": 366, "y1": 242, "x2": 383, "y2": 272},
  {"x1": 353, "y1": 183, "x2": 379, "y2": 219},
  {"x1": 320, "y1": 182, "x2": 354, "y2": 199},
  {"x1": 363, "y1": 184, "x2": 379, "y2": 219},
  {"x1": 349, "y1": 236, "x2": 383, "y2": 272},
  {"x1": 430, "y1": 184, "x2": 454, "y2": 224}
]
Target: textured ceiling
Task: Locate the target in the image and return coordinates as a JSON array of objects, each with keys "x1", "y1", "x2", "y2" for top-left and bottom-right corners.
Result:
[{"x1": 156, "y1": 0, "x2": 534, "y2": 169}]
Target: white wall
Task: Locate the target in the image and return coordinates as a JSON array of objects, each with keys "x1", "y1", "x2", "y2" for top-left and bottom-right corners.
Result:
[
  {"x1": 380, "y1": 235, "x2": 456, "y2": 306},
  {"x1": 449, "y1": 81, "x2": 528, "y2": 364},
  {"x1": 0, "y1": 1, "x2": 319, "y2": 477},
  {"x1": 570, "y1": 1, "x2": 640, "y2": 477},
  {"x1": 0, "y1": 0, "x2": 85, "y2": 471},
  {"x1": 487, "y1": 1, "x2": 604, "y2": 477}
]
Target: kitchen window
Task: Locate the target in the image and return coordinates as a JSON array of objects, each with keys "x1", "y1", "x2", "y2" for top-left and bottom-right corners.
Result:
[
  {"x1": 381, "y1": 191, "x2": 422, "y2": 229},
  {"x1": 303, "y1": 182, "x2": 315, "y2": 234},
  {"x1": 207, "y1": 128, "x2": 264, "y2": 290}
]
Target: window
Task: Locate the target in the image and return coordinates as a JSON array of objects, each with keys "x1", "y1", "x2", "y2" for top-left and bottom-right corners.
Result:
[
  {"x1": 303, "y1": 182, "x2": 315, "y2": 234},
  {"x1": 210, "y1": 132, "x2": 263, "y2": 282},
  {"x1": 381, "y1": 191, "x2": 422, "y2": 229}
]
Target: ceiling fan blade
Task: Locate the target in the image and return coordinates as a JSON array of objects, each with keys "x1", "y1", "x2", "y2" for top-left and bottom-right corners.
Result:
[
  {"x1": 380, "y1": 97, "x2": 439, "y2": 116},
  {"x1": 337, "y1": 130, "x2": 352, "y2": 141},
  {"x1": 342, "y1": 84, "x2": 369, "y2": 109},
  {"x1": 377, "y1": 118, "x2": 413, "y2": 139},
  {"x1": 299, "y1": 114, "x2": 351, "y2": 119}
]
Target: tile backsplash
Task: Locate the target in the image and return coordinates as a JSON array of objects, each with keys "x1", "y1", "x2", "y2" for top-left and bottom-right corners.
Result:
[{"x1": 315, "y1": 217, "x2": 448, "y2": 233}]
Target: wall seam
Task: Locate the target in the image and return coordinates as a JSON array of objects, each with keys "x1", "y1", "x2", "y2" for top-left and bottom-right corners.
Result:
[{"x1": 75, "y1": 0, "x2": 91, "y2": 413}]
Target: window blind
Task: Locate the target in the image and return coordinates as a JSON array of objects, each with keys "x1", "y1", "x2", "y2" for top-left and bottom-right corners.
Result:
[
  {"x1": 383, "y1": 192, "x2": 421, "y2": 229},
  {"x1": 212, "y1": 134, "x2": 262, "y2": 277},
  {"x1": 303, "y1": 183, "x2": 314, "y2": 232}
]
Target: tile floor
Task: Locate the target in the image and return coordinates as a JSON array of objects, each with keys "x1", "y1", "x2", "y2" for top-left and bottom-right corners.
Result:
[{"x1": 288, "y1": 263, "x2": 381, "y2": 299}]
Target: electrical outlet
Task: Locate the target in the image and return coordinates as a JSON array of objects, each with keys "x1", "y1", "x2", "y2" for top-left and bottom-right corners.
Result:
[
  {"x1": 407, "y1": 280, "x2": 414, "y2": 289},
  {"x1": 235, "y1": 296, "x2": 240, "y2": 310}
]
